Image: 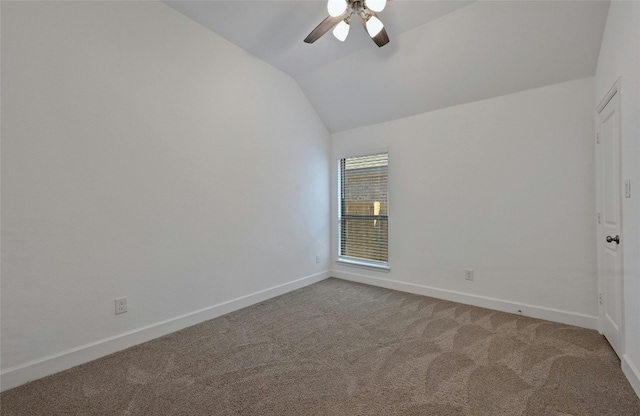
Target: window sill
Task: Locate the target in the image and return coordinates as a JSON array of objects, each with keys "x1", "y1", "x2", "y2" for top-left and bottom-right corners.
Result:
[{"x1": 337, "y1": 258, "x2": 390, "y2": 272}]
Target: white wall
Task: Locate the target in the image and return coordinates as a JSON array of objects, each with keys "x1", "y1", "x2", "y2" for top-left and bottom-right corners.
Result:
[
  {"x1": 332, "y1": 77, "x2": 597, "y2": 328},
  {"x1": 595, "y1": 0, "x2": 640, "y2": 397},
  {"x1": 1, "y1": 1, "x2": 330, "y2": 389}
]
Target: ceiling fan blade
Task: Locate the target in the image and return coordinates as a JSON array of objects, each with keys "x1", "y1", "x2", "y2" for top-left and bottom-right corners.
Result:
[
  {"x1": 357, "y1": 10, "x2": 389, "y2": 47},
  {"x1": 304, "y1": 13, "x2": 348, "y2": 44},
  {"x1": 371, "y1": 26, "x2": 389, "y2": 47}
]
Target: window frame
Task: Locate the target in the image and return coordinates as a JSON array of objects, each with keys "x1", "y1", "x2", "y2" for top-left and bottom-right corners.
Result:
[{"x1": 337, "y1": 150, "x2": 390, "y2": 271}]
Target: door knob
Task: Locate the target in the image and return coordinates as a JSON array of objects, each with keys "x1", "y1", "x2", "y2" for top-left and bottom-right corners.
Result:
[{"x1": 606, "y1": 235, "x2": 620, "y2": 244}]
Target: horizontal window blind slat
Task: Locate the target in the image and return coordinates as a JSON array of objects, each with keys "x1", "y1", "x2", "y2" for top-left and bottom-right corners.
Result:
[{"x1": 341, "y1": 214, "x2": 388, "y2": 220}]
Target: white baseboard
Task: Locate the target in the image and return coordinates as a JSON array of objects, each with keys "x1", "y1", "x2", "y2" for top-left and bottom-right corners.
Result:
[
  {"x1": 332, "y1": 270, "x2": 599, "y2": 330},
  {"x1": 622, "y1": 355, "x2": 640, "y2": 399},
  {"x1": 0, "y1": 271, "x2": 330, "y2": 392}
]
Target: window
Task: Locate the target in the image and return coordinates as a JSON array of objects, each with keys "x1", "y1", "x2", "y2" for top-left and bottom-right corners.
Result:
[{"x1": 338, "y1": 152, "x2": 389, "y2": 269}]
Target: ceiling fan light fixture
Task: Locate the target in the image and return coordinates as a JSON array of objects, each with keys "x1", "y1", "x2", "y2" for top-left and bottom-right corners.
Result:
[
  {"x1": 366, "y1": 15, "x2": 384, "y2": 37},
  {"x1": 333, "y1": 19, "x2": 350, "y2": 42},
  {"x1": 327, "y1": 0, "x2": 348, "y2": 17},
  {"x1": 305, "y1": 0, "x2": 389, "y2": 47},
  {"x1": 365, "y1": 0, "x2": 386, "y2": 13}
]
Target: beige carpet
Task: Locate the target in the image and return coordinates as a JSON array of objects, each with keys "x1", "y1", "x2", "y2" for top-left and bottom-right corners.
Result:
[{"x1": 2, "y1": 278, "x2": 639, "y2": 415}]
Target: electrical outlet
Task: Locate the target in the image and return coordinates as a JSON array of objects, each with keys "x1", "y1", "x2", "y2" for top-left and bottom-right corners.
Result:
[
  {"x1": 315, "y1": 255, "x2": 320, "y2": 263},
  {"x1": 115, "y1": 297, "x2": 127, "y2": 315},
  {"x1": 465, "y1": 269, "x2": 474, "y2": 281}
]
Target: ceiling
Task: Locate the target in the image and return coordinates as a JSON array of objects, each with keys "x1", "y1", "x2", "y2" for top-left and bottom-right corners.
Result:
[{"x1": 163, "y1": 1, "x2": 610, "y2": 132}]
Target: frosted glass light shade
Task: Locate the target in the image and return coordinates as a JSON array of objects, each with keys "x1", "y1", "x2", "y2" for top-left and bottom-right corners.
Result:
[
  {"x1": 333, "y1": 20, "x2": 350, "y2": 42},
  {"x1": 366, "y1": 16, "x2": 384, "y2": 37},
  {"x1": 327, "y1": 0, "x2": 347, "y2": 17},
  {"x1": 365, "y1": 0, "x2": 386, "y2": 13}
]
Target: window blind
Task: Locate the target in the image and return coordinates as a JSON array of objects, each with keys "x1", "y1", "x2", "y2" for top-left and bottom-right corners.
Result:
[{"x1": 339, "y1": 152, "x2": 388, "y2": 267}]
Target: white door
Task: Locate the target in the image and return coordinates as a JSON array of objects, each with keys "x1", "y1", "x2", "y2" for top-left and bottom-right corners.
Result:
[{"x1": 596, "y1": 85, "x2": 624, "y2": 358}]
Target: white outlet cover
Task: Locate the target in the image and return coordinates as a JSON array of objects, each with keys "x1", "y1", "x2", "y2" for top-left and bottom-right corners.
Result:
[
  {"x1": 115, "y1": 297, "x2": 127, "y2": 315},
  {"x1": 465, "y1": 269, "x2": 474, "y2": 280}
]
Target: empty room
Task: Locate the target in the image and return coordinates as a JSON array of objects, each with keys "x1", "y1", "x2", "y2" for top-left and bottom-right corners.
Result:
[{"x1": 1, "y1": 0, "x2": 639, "y2": 414}]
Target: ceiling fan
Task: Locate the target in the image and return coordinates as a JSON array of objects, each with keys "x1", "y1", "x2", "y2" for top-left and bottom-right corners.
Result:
[{"x1": 304, "y1": 0, "x2": 390, "y2": 47}]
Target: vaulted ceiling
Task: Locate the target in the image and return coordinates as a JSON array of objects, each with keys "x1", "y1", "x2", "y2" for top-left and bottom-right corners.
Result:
[{"x1": 163, "y1": 1, "x2": 610, "y2": 133}]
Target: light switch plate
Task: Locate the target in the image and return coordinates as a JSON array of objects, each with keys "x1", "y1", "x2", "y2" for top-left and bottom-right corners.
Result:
[{"x1": 625, "y1": 179, "x2": 631, "y2": 198}]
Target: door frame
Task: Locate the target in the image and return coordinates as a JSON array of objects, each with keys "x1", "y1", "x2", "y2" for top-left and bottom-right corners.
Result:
[{"x1": 595, "y1": 77, "x2": 625, "y2": 356}]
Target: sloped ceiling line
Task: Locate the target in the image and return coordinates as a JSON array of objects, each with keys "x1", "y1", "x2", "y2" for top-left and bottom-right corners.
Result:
[{"x1": 164, "y1": 1, "x2": 610, "y2": 132}]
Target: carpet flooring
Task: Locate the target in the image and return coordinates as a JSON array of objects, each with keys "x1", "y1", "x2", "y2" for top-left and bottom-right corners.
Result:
[{"x1": 2, "y1": 278, "x2": 639, "y2": 415}]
